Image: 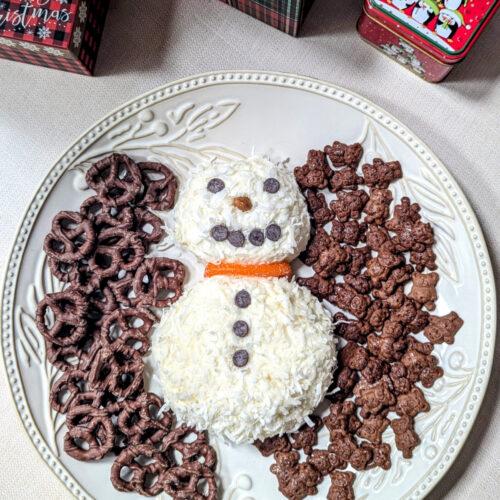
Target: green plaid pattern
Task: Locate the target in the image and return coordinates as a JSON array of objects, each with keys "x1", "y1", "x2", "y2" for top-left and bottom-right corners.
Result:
[{"x1": 220, "y1": 0, "x2": 316, "y2": 36}]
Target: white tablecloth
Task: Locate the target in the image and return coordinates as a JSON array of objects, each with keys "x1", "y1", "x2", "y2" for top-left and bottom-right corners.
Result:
[{"x1": 1, "y1": 0, "x2": 499, "y2": 498}]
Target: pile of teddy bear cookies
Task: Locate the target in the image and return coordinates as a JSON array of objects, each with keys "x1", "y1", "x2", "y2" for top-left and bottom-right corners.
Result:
[{"x1": 252, "y1": 141, "x2": 463, "y2": 500}]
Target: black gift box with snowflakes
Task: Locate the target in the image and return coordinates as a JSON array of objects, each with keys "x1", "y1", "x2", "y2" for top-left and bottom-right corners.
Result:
[{"x1": 0, "y1": 0, "x2": 109, "y2": 75}]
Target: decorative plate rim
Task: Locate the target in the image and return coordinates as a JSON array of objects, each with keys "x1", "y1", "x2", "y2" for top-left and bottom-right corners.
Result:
[{"x1": 1, "y1": 70, "x2": 496, "y2": 500}]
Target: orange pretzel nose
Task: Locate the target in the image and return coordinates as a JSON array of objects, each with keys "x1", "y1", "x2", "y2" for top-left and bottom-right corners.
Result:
[{"x1": 204, "y1": 261, "x2": 292, "y2": 280}]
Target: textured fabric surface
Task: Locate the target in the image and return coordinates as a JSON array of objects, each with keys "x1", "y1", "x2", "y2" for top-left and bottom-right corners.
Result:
[{"x1": 0, "y1": 0, "x2": 499, "y2": 498}]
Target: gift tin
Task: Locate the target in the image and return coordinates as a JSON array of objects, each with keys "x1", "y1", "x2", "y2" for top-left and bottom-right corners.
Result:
[
  {"x1": 358, "y1": 0, "x2": 499, "y2": 82},
  {"x1": 0, "y1": 0, "x2": 109, "y2": 75}
]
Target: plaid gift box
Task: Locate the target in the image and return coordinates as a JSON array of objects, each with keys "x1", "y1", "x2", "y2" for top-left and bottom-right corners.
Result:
[
  {"x1": 0, "y1": 0, "x2": 109, "y2": 75},
  {"x1": 220, "y1": 0, "x2": 316, "y2": 36}
]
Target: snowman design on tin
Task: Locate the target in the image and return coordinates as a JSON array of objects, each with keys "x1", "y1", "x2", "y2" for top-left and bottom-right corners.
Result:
[
  {"x1": 153, "y1": 157, "x2": 336, "y2": 444},
  {"x1": 435, "y1": 8, "x2": 464, "y2": 38},
  {"x1": 411, "y1": 0, "x2": 439, "y2": 25},
  {"x1": 392, "y1": 0, "x2": 417, "y2": 9}
]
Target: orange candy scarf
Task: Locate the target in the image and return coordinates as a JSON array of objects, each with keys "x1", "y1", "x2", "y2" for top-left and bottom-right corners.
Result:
[{"x1": 204, "y1": 261, "x2": 292, "y2": 280}]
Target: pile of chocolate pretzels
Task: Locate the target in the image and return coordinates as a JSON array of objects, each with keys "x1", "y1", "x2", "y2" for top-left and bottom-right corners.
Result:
[{"x1": 36, "y1": 154, "x2": 217, "y2": 499}]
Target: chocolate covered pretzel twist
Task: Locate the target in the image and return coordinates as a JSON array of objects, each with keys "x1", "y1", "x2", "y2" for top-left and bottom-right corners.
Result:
[
  {"x1": 80, "y1": 196, "x2": 135, "y2": 231},
  {"x1": 46, "y1": 339, "x2": 92, "y2": 373},
  {"x1": 161, "y1": 423, "x2": 216, "y2": 470},
  {"x1": 44, "y1": 211, "x2": 96, "y2": 263},
  {"x1": 100, "y1": 307, "x2": 157, "y2": 355},
  {"x1": 138, "y1": 161, "x2": 177, "y2": 211},
  {"x1": 89, "y1": 345, "x2": 144, "y2": 398},
  {"x1": 111, "y1": 444, "x2": 169, "y2": 496},
  {"x1": 116, "y1": 393, "x2": 173, "y2": 447},
  {"x1": 107, "y1": 271, "x2": 139, "y2": 307},
  {"x1": 133, "y1": 206, "x2": 164, "y2": 244},
  {"x1": 86, "y1": 285, "x2": 117, "y2": 325},
  {"x1": 134, "y1": 257, "x2": 185, "y2": 308},
  {"x1": 64, "y1": 405, "x2": 115, "y2": 461},
  {"x1": 89, "y1": 227, "x2": 145, "y2": 278},
  {"x1": 36, "y1": 289, "x2": 88, "y2": 346},
  {"x1": 49, "y1": 368, "x2": 89, "y2": 413},
  {"x1": 86, "y1": 153, "x2": 142, "y2": 207},
  {"x1": 160, "y1": 462, "x2": 217, "y2": 500}
]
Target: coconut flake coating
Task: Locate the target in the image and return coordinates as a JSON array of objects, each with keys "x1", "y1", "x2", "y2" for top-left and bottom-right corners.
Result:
[
  {"x1": 173, "y1": 157, "x2": 311, "y2": 264},
  {"x1": 152, "y1": 276, "x2": 336, "y2": 443}
]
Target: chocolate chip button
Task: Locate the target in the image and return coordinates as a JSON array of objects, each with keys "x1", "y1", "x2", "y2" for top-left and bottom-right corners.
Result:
[
  {"x1": 235, "y1": 290, "x2": 251, "y2": 308},
  {"x1": 249, "y1": 229, "x2": 265, "y2": 246},
  {"x1": 233, "y1": 349, "x2": 249, "y2": 367},
  {"x1": 207, "y1": 178, "x2": 225, "y2": 193},
  {"x1": 266, "y1": 224, "x2": 281, "y2": 241},
  {"x1": 228, "y1": 230, "x2": 245, "y2": 248},
  {"x1": 233, "y1": 320, "x2": 249, "y2": 337},
  {"x1": 211, "y1": 225, "x2": 228, "y2": 241},
  {"x1": 264, "y1": 178, "x2": 280, "y2": 193}
]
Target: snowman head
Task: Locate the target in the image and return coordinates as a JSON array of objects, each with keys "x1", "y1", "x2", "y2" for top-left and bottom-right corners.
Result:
[{"x1": 173, "y1": 157, "x2": 311, "y2": 264}]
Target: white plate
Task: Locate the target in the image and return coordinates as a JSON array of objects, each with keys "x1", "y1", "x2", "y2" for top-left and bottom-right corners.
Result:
[{"x1": 1, "y1": 71, "x2": 495, "y2": 500}]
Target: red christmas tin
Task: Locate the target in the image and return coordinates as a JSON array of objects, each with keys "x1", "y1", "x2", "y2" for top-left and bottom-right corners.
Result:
[
  {"x1": 0, "y1": 0, "x2": 109, "y2": 75},
  {"x1": 357, "y1": 0, "x2": 499, "y2": 82}
]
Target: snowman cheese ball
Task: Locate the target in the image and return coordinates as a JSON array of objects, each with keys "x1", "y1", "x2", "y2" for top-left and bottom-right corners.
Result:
[{"x1": 153, "y1": 157, "x2": 337, "y2": 443}]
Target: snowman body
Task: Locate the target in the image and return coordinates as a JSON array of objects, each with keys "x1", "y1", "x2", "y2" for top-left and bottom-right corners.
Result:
[
  {"x1": 154, "y1": 276, "x2": 335, "y2": 443},
  {"x1": 153, "y1": 157, "x2": 337, "y2": 443}
]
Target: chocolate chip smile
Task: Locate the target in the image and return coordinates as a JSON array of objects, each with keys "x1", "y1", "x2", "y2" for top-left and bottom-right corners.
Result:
[{"x1": 210, "y1": 224, "x2": 282, "y2": 246}]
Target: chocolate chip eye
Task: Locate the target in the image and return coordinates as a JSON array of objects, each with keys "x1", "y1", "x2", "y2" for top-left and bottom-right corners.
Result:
[
  {"x1": 207, "y1": 178, "x2": 225, "y2": 193},
  {"x1": 263, "y1": 178, "x2": 280, "y2": 193}
]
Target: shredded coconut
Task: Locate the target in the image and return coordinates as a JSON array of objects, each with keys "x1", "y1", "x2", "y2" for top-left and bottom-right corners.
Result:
[
  {"x1": 173, "y1": 157, "x2": 311, "y2": 264},
  {"x1": 152, "y1": 276, "x2": 336, "y2": 444}
]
